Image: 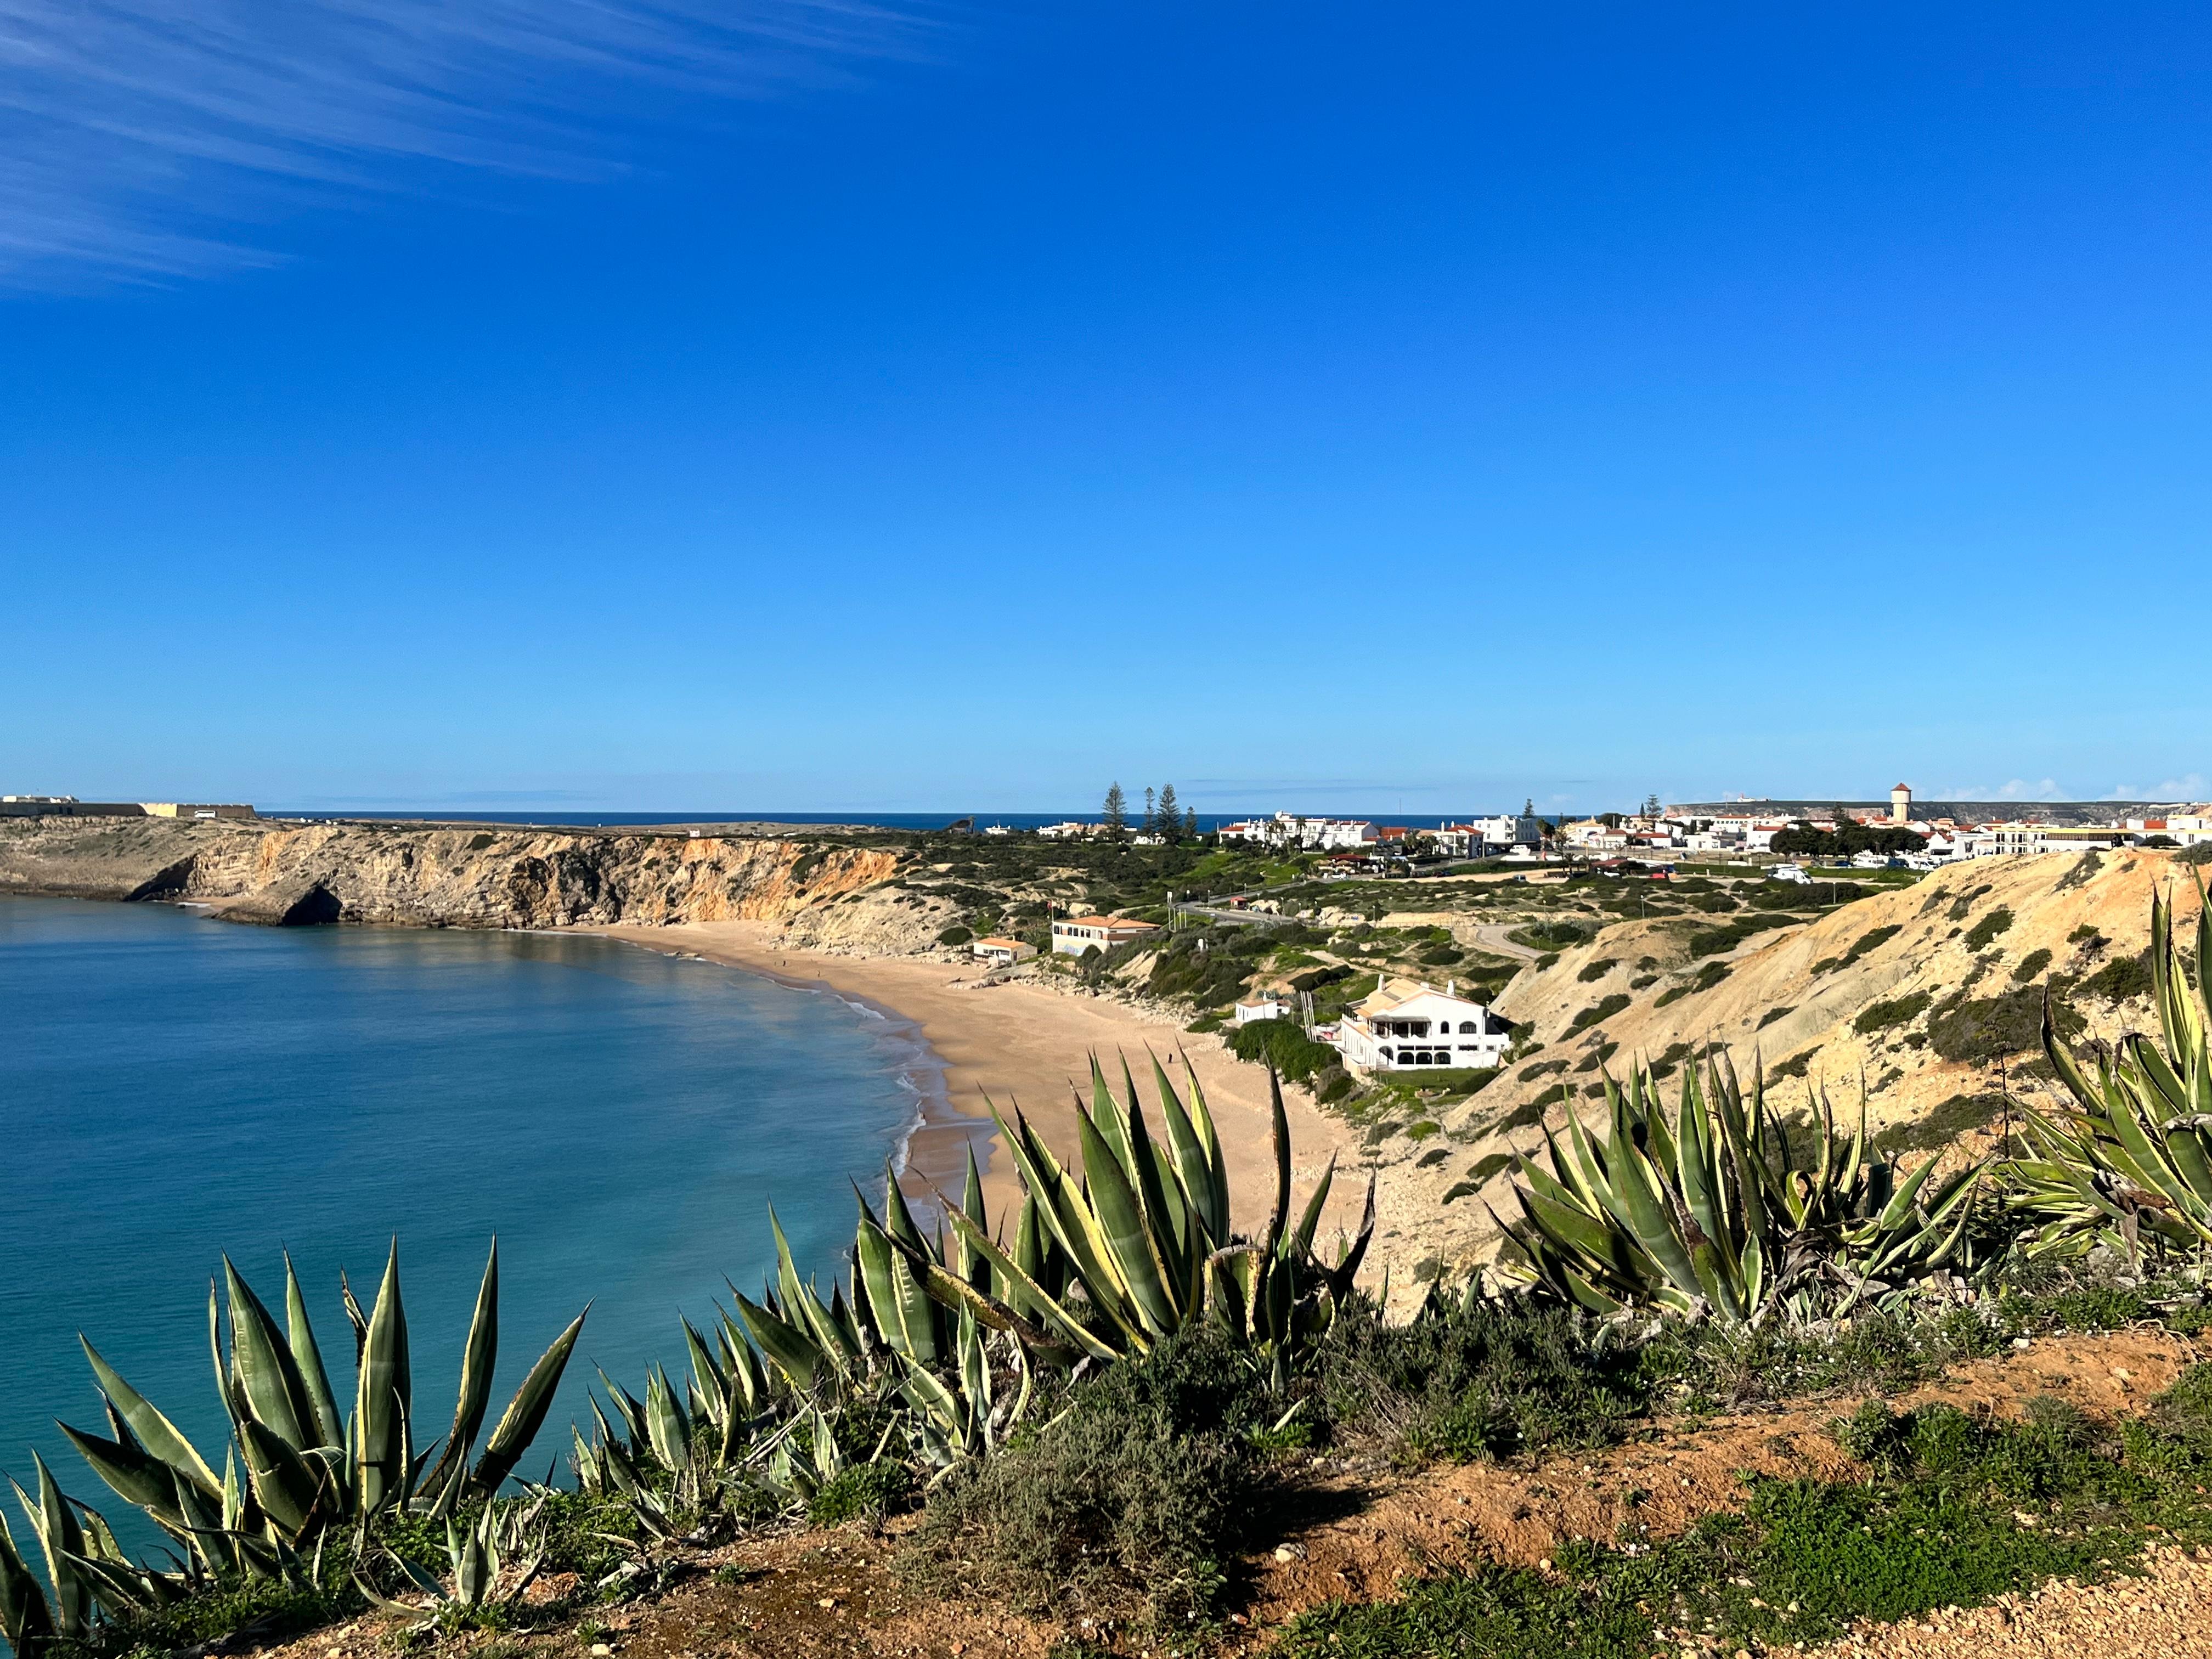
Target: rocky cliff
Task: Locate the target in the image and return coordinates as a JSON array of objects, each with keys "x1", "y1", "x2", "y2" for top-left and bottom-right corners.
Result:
[{"x1": 0, "y1": 817, "x2": 956, "y2": 952}]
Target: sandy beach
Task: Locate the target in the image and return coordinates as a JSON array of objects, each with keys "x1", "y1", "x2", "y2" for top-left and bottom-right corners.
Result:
[{"x1": 590, "y1": 920, "x2": 1367, "y2": 1248}]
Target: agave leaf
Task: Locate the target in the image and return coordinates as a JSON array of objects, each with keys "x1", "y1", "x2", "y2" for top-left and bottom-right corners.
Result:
[
  {"x1": 732, "y1": 1289, "x2": 822, "y2": 1391},
  {"x1": 933, "y1": 1207, "x2": 1118, "y2": 1358},
  {"x1": 221, "y1": 1257, "x2": 317, "y2": 1454},
  {"x1": 353, "y1": 1240, "x2": 412, "y2": 1520},
  {"x1": 57, "y1": 1419, "x2": 185, "y2": 1523},
  {"x1": 236, "y1": 1418, "x2": 325, "y2": 1538},
  {"x1": 467, "y1": 1307, "x2": 585, "y2": 1498},
  {"x1": 77, "y1": 1340, "x2": 221, "y2": 1499},
  {"x1": 21, "y1": 1454, "x2": 90, "y2": 1637},
  {"x1": 0, "y1": 1511, "x2": 55, "y2": 1657},
  {"x1": 281, "y1": 1253, "x2": 346, "y2": 1454},
  {"x1": 1076, "y1": 1104, "x2": 1179, "y2": 1338},
  {"x1": 420, "y1": 1240, "x2": 501, "y2": 1505}
]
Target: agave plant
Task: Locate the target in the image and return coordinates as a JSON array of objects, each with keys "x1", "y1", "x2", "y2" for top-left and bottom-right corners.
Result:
[
  {"x1": 60, "y1": 1240, "x2": 584, "y2": 1583},
  {"x1": 356, "y1": 1490, "x2": 550, "y2": 1629},
  {"x1": 580, "y1": 1054, "x2": 1374, "y2": 1533},
  {"x1": 2010, "y1": 882, "x2": 2212, "y2": 1263},
  {"x1": 905, "y1": 1057, "x2": 1374, "y2": 1386},
  {"x1": 1497, "y1": 1056, "x2": 1984, "y2": 1323}
]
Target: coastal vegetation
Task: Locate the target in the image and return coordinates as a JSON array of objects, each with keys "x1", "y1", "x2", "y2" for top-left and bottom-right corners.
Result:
[{"x1": 10, "y1": 870, "x2": 2212, "y2": 1655}]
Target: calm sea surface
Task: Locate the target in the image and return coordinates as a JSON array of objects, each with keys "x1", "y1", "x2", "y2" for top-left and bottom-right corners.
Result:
[{"x1": 0, "y1": 896, "x2": 931, "y2": 1533}]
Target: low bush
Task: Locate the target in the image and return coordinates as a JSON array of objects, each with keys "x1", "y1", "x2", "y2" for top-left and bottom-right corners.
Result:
[
  {"x1": 907, "y1": 1328, "x2": 1265, "y2": 1629},
  {"x1": 1683, "y1": 913, "x2": 1800, "y2": 960},
  {"x1": 2081, "y1": 950, "x2": 2152, "y2": 1003},
  {"x1": 1576, "y1": 957, "x2": 1620, "y2": 983},
  {"x1": 1568, "y1": 994, "x2": 1630, "y2": 1031},
  {"x1": 1228, "y1": 1017, "x2": 1340, "y2": 1088},
  {"x1": 2012, "y1": 946, "x2": 2053, "y2": 983},
  {"x1": 1965, "y1": 906, "x2": 2017, "y2": 951},
  {"x1": 1756, "y1": 1003, "x2": 1795, "y2": 1030},
  {"x1": 1853, "y1": 989, "x2": 1931, "y2": 1037},
  {"x1": 937, "y1": 924, "x2": 974, "y2": 946},
  {"x1": 1928, "y1": 988, "x2": 2083, "y2": 1064}
]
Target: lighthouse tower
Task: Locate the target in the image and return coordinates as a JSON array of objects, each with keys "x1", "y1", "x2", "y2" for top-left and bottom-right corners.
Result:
[{"x1": 1891, "y1": 782, "x2": 1912, "y2": 825}]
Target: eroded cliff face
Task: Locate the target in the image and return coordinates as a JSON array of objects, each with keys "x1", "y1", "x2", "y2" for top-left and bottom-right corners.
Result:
[{"x1": 0, "y1": 817, "x2": 953, "y2": 951}]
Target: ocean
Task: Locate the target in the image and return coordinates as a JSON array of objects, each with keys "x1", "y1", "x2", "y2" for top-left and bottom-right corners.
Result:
[
  {"x1": 0, "y1": 895, "x2": 939, "y2": 1538},
  {"x1": 269, "y1": 810, "x2": 1250, "y2": 831}
]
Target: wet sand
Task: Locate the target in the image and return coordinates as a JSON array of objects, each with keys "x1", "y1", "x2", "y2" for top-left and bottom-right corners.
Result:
[{"x1": 589, "y1": 921, "x2": 1366, "y2": 1244}]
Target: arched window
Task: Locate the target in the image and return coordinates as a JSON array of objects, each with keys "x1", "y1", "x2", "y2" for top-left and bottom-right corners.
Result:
[{"x1": 1460, "y1": 1020, "x2": 1479, "y2": 1034}]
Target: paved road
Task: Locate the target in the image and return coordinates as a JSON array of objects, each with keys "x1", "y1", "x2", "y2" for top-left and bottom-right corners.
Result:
[{"x1": 1470, "y1": 923, "x2": 1545, "y2": 963}]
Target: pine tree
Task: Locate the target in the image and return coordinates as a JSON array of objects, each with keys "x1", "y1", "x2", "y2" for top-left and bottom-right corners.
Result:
[
  {"x1": 1184, "y1": 806, "x2": 1199, "y2": 842},
  {"x1": 1103, "y1": 782, "x2": 1128, "y2": 839},
  {"x1": 1156, "y1": 783, "x2": 1180, "y2": 842},
  {"x1": 1142, "y1": 786, "x2": 1156, "y2": 834}
]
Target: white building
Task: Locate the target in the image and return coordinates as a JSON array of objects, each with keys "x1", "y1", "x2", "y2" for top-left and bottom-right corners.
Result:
[
  {"x1": 1050, "y1": 915, "x2": 1162, "y2": 956},
  {"x1": 970, "y1": 936, "x2": 1037, "y2": 967},
  {"x1": 1334, "y1": 978, "x2": 1514, "y2": 1073},
  {"x1": 1035, "y1": 821, "x2": 1098, "y2": 840},
  {"x1": 1233, "y1": 996, "x2": 1286, "y2": 1025}
]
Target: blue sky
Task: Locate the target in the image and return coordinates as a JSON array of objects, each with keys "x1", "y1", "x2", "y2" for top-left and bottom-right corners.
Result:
[{"x1": 4, "y1": 2, "x2": 2209, "y2": 816}]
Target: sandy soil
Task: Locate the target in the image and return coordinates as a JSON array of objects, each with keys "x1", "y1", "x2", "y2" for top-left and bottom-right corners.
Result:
[{"x1": 588, "y1": 922, "x2": 1365, "y2": 1247}]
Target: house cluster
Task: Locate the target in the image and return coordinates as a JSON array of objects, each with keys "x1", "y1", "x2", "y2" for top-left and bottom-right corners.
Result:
[
  {"x1": 1217, "y1": 809, "x2": 1545, "y2": 858},
  {"x1": 1581, "y1": 783, "x2": 2212, "y2": 867}
]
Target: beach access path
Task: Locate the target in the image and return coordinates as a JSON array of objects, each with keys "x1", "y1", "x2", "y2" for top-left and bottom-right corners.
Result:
[{"x1": 590, "y1": 919, "x2": 1367, "y2": 1245}]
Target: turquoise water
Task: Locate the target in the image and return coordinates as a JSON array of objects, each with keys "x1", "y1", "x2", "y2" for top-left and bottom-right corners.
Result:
[{"x1": 0, "y1": 896, "x2": 935, "y2": 1538}]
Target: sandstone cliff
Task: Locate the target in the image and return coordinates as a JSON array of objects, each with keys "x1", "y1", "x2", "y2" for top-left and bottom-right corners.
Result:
[{"x1": 0, "y1": 817, "x2": 956, "y2": 953}]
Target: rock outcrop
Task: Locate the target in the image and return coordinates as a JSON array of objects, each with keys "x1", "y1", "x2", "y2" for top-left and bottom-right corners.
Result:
[{"x1": 0, "y1": 817, "x2": 953, "y2": 951}]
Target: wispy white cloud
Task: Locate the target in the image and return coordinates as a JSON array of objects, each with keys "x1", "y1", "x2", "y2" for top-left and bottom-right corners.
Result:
[
  {"x1": 2103, "y1": 773, "x2": 2209, "y2": 802},
  {"x1": 1939, "y1": 778, "x2": 2068, "y2": 802},
  {"x1": 0, "y1": 1, "x2": 930, "y2": 286}
]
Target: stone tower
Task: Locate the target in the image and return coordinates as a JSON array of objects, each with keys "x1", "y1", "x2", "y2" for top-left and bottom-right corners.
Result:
[{"x1": 1891, "y1": 782, "x2": 1912, "y2": 824}]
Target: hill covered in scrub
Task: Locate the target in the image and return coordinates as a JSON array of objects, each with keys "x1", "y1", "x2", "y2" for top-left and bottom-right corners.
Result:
[{"x1": 1361, "y1": 849, "x2": 2206, "y2": 1290}]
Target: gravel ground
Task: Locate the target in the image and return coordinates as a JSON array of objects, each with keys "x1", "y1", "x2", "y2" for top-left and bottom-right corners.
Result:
[{"x1": 1805, "y1": 1543, "x2": 2212, "y2": 1657}]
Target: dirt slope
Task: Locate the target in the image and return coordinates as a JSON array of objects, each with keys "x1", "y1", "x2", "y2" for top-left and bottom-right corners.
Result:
[{"x1": 1362, "y1": 850, "x2": 2204, "y2": 1290}]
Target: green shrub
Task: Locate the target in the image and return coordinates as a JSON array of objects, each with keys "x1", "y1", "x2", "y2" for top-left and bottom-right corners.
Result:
[
  {"x1": 1756, "y1": 1004, "x2": 1796, "y2": 1030},
  {"x1": 906, "y1": 1328, "x2": 1261, "y2": 1629},
  {"x1": 1853, "y1": 990, "x2": 1931, "y2": 1037},
  {"x1": 1684, "y1": 913, "x2": 1800, "y2": 960},
  {"x1": 1928, "y1": 988, "x2": 2082, "y2": 1064},
  {"x1": 2011, "y1": 947, "x2": 2053, "y2": 983},
  {"x1": 1654, "y1": 983, "x2": 1689, "y2": 1007},
  {"x1": 1568, "y1": 994, "x2": 1630, "y2": 1031},
  {"x1": 938, "y1": 924, "x2": 974, "y2": 946},
  {"x1": 1228, "y1": 1017, "x2": 1340, "y2": 1087},
  {"x1": 2081, "y1": 950, "x2": 2152, "y2": 1003},
  {"x1": 1964, "y1": 906, "x2": 2016, "y2": 951},
  {"x1": 1576, "y1": 957, "x2": 1620, "y2": 983},
  {"x1": 808, "y1": 1459, "x2": 913, "y2": 1525}
]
